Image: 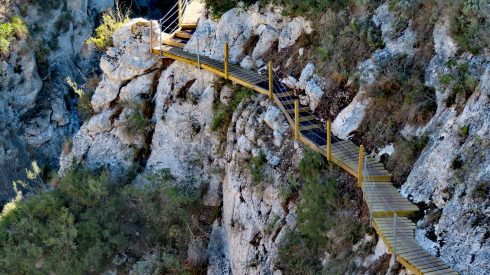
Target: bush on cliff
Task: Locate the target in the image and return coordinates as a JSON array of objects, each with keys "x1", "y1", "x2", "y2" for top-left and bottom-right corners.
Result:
[
  {"x1": 0, "y1": 166, "x2": 214, "y2": 274},
  {"x1": 86, "y1": 3, "x2": 130, "y2": 51},
  {"x1": 0, "y1": 23, "x2": 13, "y2": 56}
]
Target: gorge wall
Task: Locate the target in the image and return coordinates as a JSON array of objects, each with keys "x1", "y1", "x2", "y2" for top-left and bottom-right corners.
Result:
[{"x1": 0, "y1": 1, "x2": 488, "y2": 274}]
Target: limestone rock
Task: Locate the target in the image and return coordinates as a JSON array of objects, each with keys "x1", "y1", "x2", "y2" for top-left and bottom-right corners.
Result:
[
  {"x1": 252, "y1": 25, "x2": 279, "y2": 61},
  {"x1": 220, "y1": 85, "x2": 235, "y2": 105},
  {"x1": 332, "y1": 89, "x2": 371, "y2": 139},
  {"x1": 91, "y1": 78, "x2": 122, "y2": 112},
  {"x1": 207, "y1": 222, "x2": 231, "y2": 275},
  {"x1": 240, "y1": 56, "x2": 254, "y2": 70},
  {"x1": 305, "y1": 76, "x2": 324, "y2": 111},
  {"x1": 119, "y1": 70, "x2": 159, "y2": 103},
  {"x1": 278, "y1": 17, "x2": 311, "y2": 50},
  {"x1": 102, "y1": 19, "x2": 161, "y2": 82},
  {"x1": 299, "y1": 63, "x2": 315, "y2": 89}
]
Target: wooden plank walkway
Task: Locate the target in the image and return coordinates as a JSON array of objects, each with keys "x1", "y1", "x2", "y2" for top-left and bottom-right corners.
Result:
[
  {"x1": 374, "y1": 217, "x2": 459, "y2": 275},
  {"x1": 150, "y1": 3, "x2": 459, "y2": 274}
]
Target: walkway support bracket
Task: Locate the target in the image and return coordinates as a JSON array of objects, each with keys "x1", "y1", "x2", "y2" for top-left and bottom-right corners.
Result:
[
  {"x1": 358, "y1": 145, "x2": 364, "y2": 187},
  {"x1": 268, "y1": 61, "x2": 273, "y2": 99},
  {"x1": 224, "y1": 43, "x2": 229, "y2": 80},
  {"x1": 326, "y1": 120, "x2": 332, "y2": 162},
  {"x1": 294, "y1": 100, "x2": 300, "y2": 140}
]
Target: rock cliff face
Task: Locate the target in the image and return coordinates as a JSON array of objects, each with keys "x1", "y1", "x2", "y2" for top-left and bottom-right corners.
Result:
[
  {"x1": 0, "y1": 0, "x2": 113, "y2": 206},
  {"x1": 3, "y1": 0, "x2": 488, "y2": 274},
  {"x1": 56, "y1": 1, "x2": 490, "y2": 274},
  {"x1": 60, "y1": 5, "x2": 314, "y2": 273},
  {"x1": 331, "y1": 3, "x2": 490, "y2": 274}
]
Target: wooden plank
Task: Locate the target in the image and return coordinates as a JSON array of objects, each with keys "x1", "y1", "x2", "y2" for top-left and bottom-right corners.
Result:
[
  {"x1": 276, "y1": 91, "x2": 294, "y2": 98},
  {"x1": 175, "y1": 30, "x2": 192, "y2": 39},
  {"x1": 287, "y1": 106, "x2": 310, "y2": 113},
  {"x1": 299, "y1": 115, "x2": 316, "y2": 122},
  {"x1": 411, "y1": 259, "x2": 447, "y2": 269},
  {"x1": 420, "y1": 265, "x2": 456, "y2": 273},
  {"x1": 300, "y1": 124, "x2": 322, "y2": 131},
  {"x1": 424, "y1": 269, "x2": 459, "y2": 275}
]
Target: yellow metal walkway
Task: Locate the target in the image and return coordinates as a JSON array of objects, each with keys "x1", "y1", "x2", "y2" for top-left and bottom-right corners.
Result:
[{"x1": 150, "y1": 2, "x2": 458, "y2": 274}]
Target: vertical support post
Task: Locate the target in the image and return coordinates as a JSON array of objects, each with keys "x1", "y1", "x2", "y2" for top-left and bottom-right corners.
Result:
[
  {"x1": 159, "y1": 22, "x2": 163, "y2": 58},
  {"x1": 224, "y1": 43, "x2": 229, "y2": 80},
  {"x1": 268, "y1": 61, "x2": 273, "y2": 99},
  {"x1": 326, "y1": 120, "x2": 332, "y2": 162},
  {"x1": 149, "y1": 20, "x2": 153, "y2": 53},
  {"x1": 369, "y1": 182, "x2": 374, "y2": 227},
  {"x1": 358, "y1": 145, "x2": 364, "y2": 187},
  {"x1": 393, "y1": 213, "x2": 398, "y2": 260},
  {"x1": 178, "y1": 0, "x2": 182, "y2": 27},
  {"x1": 294, "y1": 100, "x2": 300, "y2": 140},
  {"x1": 196, "y1": 33, "x2": 201, "y2": 69}
]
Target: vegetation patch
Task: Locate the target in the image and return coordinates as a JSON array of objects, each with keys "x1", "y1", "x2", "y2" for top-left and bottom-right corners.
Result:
[
  {"x1": 249, "y1": 150, "x2": 268, "y2": 183},
  {"x1": 211, "y1": 79, "x2": 253, "y2": 143},
  {"x1": 67, "y1": 77, "x2": 95, "y2": 121},
  {"x1": 86, "y1": 3, "x2": 130, "y2": 52},
  {"x1": 0, "y1": 166, "x2": 216, "y2": 274},
  {"x1": 387, "y1": 135, "x2": 429, "y2": 186},
  {"x1": 451, "y1": 0, "x2": 490, "y2": 55},
  {"x1": 0, "y1": 22, "x2": 13, "y2": 56},
  {"x1": 441, "y1": 61, "x2": 479, "y2": 113},
  {"x1": 359, "y1": 55, "x2": 436, "y2": 150},
  {"x1": 121, "y1": 100, "x2": 153, "y2": 138},
  {"x1": 277, "y1": 149, "x2": 370, "y2": 274}
]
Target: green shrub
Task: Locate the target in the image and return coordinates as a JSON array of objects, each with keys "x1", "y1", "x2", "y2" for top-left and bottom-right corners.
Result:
[
  {"x1": 249, "y1": 150, "x2": 268, "y2": 183},
  {"x1": 211, "y1": 84, "x2": 253, "y2": 142},
  {"x1": 440, "y1": 74, "x2": 453, "y2": 85},
  {"x1": 473, "y1": 181, "x2": 489, "y2": 200},
  {"x1": 0, "y1": 166, "x2": 211, "y2": 273},
  {"x1": 277, "y1": 150, "x2": 368, "y2": 274},
  {"x1": 299, "y1": 148, "x2": 325, "y2": 182},
  {"x1": 387, "y1": 135, "x2": 429, "y2": 186},
  {"x1": 35, "y1": 41, "x2": 50, "y2": 78},
  {"x1": 86, "y1": 4, "x2": 130, "y2": 51},
  {"x1": 10, "y1": 16, "x2": 28, "y2": 39},
  {"x1": 0, "y1": 23, "x2": 13, "y2": 56},
  {"x1": 451, "y1": 0, "x2": 490, "y2": 55},
  {"x1": 459, "y1": 124, "x2": 469, "y2": 138},
  {"x1": 125, "y1": 111, "x2": 152, "y2": 137},
  {"x1": 67, "y1": 77, "x2": 95, "y2": 121}
]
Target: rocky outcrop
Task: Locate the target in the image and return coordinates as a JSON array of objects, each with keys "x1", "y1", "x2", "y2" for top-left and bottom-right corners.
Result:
[
  {"x1": 185, "y1": 4, "x2": 311, "y2": 67},
  {"x1": 333, "y1": 2, "x2": 417, "y2": 138},
  {"x1": 329, "y1": 4, "x2": 489, "y2": 273},
  {"x1": 59, "y1": 19, "x2": 162, "y2": 178},
  {"x1": 0, "y1": 0, "x2": 106, "y2": 206},
  {"x1": 49, "y1": 2, "x2": 489, "y2": 274},
  {"x1": 400, "y1": 17, "x2": 490, "y2": 273}
]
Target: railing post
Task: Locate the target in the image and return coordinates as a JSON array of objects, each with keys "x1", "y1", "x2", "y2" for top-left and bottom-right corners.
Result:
[
  {"x1": 326, "y1": 120, "x2": 332, "y2": 162},
  {"x1": 294, "y1": 100, "x2": 300, "y2": 140},
  {"x1": 178, "y1": 0, "x2": 182, "y2": 27},
  {"x1": 393, "y1": 214, "x2": 398, "y2": 260},
  {"x1": 268, "y1": 61, "x2": 273, "y2": 99},
  {"x1": 149, "y1": 20, "x2": 153, "y2": 53},
  {"x1": 369, "y1": 181, "x2": 374, "y2": 227},
  {"x1": 196, "y1": 32, "x2": 201, "y2": 69},
  {"x1": 224, "y1": 43, "x2": 229, "y2": 80},
  {"x1": 358, "y1": 145, "x2": 364, "y2": 187}
]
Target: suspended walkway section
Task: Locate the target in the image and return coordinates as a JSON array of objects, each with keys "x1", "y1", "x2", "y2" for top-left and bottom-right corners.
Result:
[{"x1": 149, "y1": 1, "x2": 458, "y2": 274}]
